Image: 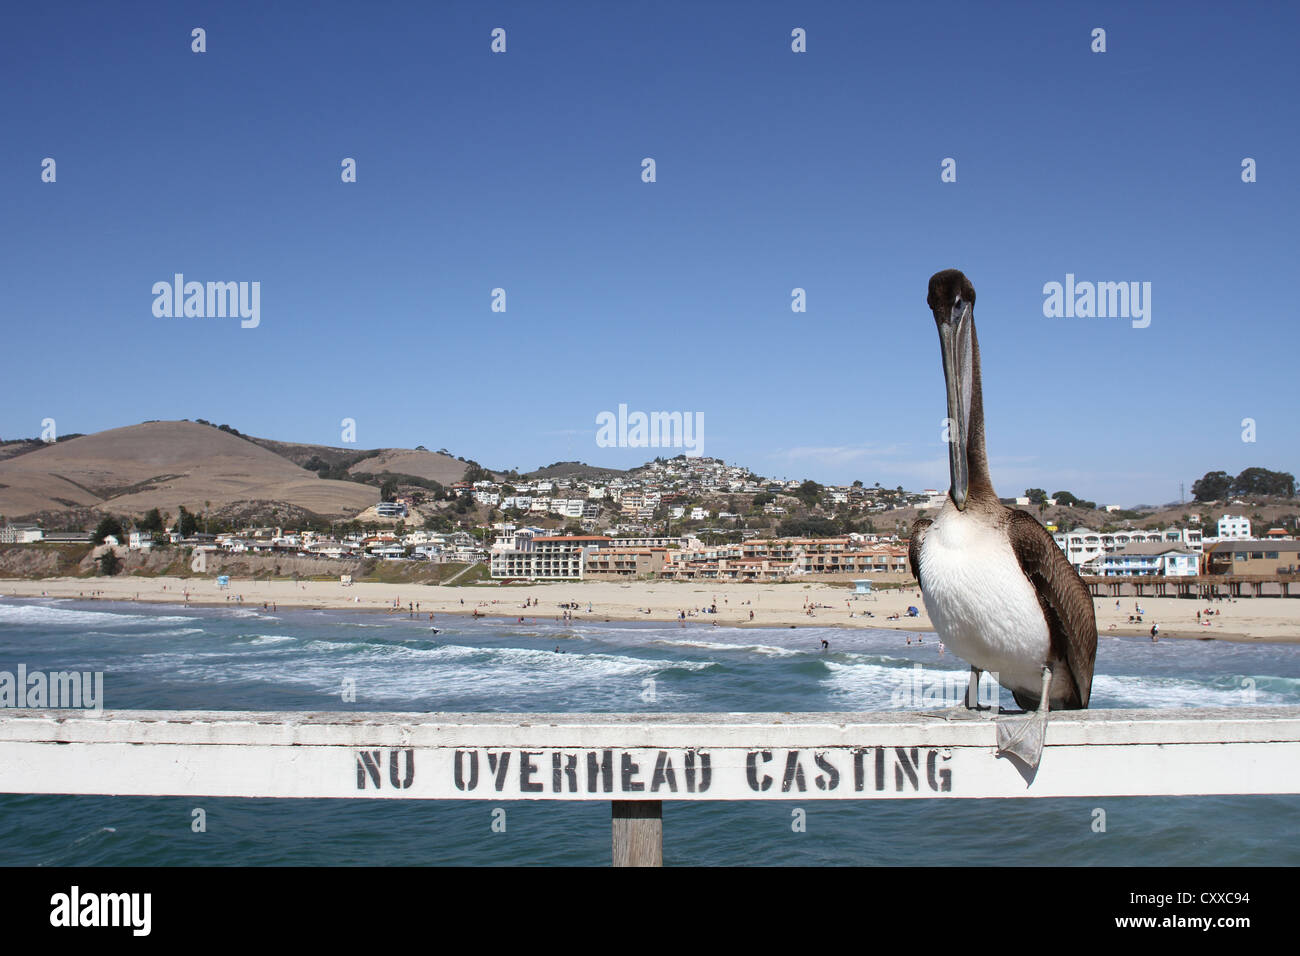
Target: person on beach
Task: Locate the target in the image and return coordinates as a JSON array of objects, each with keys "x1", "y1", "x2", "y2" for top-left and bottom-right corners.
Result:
[{"x1": 1150, "y1": 623, "x2": 1160, "y2": 642}]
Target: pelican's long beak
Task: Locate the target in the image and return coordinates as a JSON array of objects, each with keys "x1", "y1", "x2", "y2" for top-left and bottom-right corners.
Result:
[{"x1": 938, "y1": 301, "x2": 973, "y2": 510}]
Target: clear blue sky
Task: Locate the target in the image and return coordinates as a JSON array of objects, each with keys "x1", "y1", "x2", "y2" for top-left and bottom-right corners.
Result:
[{"x1": 3, "y1": 1, "x2": 1297, "y2": 506}]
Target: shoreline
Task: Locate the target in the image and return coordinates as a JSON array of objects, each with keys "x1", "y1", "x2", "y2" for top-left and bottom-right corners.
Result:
[{"x1": 2, "y1": 575, "x2": 1298, "y2": 646}]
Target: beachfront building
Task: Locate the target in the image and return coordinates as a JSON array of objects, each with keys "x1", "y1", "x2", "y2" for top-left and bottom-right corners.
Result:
[
  {"x1": 605, "y1": 535, "x2": 694, "y2": 549},
  {"x1": 41, "y1": 531, "x2": 93, "y2": 544},
  {"x1": 1100, "y1": 543, "x2": 1199, "y2": 577},
  {"x1": 1163, "y1": 527, "x2": 1204, "y2": 552},
  {"x1": 1203, "y1": 540, "x2": 1300, "y2": 576},
  {"x1": 0, "y1": 524, "x2": 44, "y2": 544},
  {"x1": 128, "y1": 531, "x2": 155, "y2": 551},
  {"x1": 1053, "y1": 526, "x2": 1203, "y2": 573},
  {"x1": 1217, "y1": 515, "x2": 1252, "y2": 540},
  {"x1": 1053, "y1": 529, "x2": 1105, "y2": 572},
  {"x1": 303, "y1": 538, "x2": 364, "y2": 559},
  {"x1": 584, "y1": 548, "x2": 668, "y2": 578},
  {"x1": 490, "y1": 535, "x2": 611, "y2": 580},
  {"x1": 660, "y1": 537, "x2": 908, "y2": 581}
]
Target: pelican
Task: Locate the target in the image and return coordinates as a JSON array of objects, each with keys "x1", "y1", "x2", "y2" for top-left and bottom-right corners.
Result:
[{"x1": 909, "y1": 269, "x2": 1097, "y2": 769}]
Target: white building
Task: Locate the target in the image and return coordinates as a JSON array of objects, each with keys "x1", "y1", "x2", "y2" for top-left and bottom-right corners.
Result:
[
  {"x1": 490, "y1": 535, "x2": 610, "y2": 580},
  {"x1": 1053, "y1": 526, "x2": 1202, "y2": 574},
  {"x1": 1217, "y1": 515, "x2": 1252, "y2": 540},
  {"x1": 1101, "y1": 543, "x2": 1199, "y2": 577},
  {"x1": 0, "y1": 524, "x2": 43, "y2": 544}
]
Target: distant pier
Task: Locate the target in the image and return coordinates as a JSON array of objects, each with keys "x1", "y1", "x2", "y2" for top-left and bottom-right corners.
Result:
[{"x1": 1081, "y1": 574, "x2": 1300, "y2": 599}]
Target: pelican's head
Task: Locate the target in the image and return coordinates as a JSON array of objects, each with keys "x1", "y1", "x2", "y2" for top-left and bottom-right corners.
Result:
[{"x1": 927, "y1": 269, "x2": 976, "y2": 511}]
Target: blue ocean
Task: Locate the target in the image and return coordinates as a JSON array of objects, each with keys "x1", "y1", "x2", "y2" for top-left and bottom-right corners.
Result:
[{"x1": 0, "y1": 597, "x2": 1297, "y2": 866}]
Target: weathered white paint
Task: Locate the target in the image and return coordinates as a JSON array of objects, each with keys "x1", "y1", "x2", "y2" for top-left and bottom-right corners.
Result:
[{"x1": 0, "y1": 708, "x2": 1297, "y2": 801}]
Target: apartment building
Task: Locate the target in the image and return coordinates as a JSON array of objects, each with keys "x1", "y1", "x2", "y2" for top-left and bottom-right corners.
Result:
[
  {"x1": 1100, "y1": 543, "x2": 1199, "y2": 577},
  {"x1": 1204, "y1": 540, "x2": 1300, "y2": 576},
  {"x1": 584, "y1": 548, "x2": 668, "y2": 578},
  {"x1": 1217, "y1": 515, "x2": 1252, "y2": 540},
  {"x1": 490, "y1": 535, "x2": 612, "y2": 580}
]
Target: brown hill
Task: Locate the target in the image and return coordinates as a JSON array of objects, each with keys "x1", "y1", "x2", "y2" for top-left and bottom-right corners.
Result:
[
  {"x1": 0, "y1": 421, "x2": 378, "y2": 521},
  {"x1": 347, "y1": 448, "x2": 477, "y2": 485},
  {"x1": 247, "y1": 437, "x2": 378, "y2": 471},
  {"x1": 523, "y1": 461, "x2": 630, "y2": 481}
]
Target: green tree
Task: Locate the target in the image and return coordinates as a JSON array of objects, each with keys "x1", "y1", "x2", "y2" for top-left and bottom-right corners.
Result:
[
  {"x1": 97, "y1": 550, "x2": 122, "y2": 575},
  {"x1": 175, "y1": 506, "x2": 199, "y2": 537},
  {"x1": 1233, "y1": 467, "x2": 1296, "y2": 498},
  {"x1": 778, "y1": 516, "x2": 837, "y2": 537},
  {"x1": 797, "y1": 480, "x2": 823, "y2": 506},
  {"x1": 1191, "y1": 471, "x2": 1233, "y2": 502},
  {"x1": 138, "y1": 508, "x2": 164, "y2": 533},
  {"x1": 1024, "y1": 488, "x2": 1047, "y2": 505},
  {"x1": 93, "y1": 515, "x2": 125, "y2": 544}
]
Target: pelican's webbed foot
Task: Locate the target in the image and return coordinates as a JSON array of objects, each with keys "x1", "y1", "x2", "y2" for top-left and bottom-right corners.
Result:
[
  {"x1": 996, "y1": 710, "x2": 1047, "y2": 767},
  {"x1": 995, "y1": 666, "x2": 1053, "y2": 769}
]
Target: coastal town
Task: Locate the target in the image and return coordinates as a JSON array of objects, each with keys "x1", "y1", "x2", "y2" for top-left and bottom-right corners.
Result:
[{"x1": 3, "y1": 452, "x2": 1298, "y2": 598}]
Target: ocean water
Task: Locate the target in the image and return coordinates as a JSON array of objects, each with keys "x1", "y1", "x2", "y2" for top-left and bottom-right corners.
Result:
[{"x1": 0, "y1": 596, "x2": 1297, "y2": 866}]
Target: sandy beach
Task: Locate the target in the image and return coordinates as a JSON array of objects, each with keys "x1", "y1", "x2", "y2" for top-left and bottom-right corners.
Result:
[{"x1": 2, "y1": 575, "x2": 1298, "y2": 645}]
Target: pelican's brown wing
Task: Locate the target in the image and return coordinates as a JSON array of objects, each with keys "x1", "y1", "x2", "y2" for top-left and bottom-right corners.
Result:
[
  {"x1": 908, "y1": 518, "x2": 932, "y2": 590},
  {"x1": 1006, "y1": 510, "x2": 1097, "y2": 708}
]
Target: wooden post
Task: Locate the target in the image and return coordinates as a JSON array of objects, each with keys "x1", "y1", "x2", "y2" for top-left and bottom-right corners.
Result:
[{"x1": 612, "y1": 800, "x2": 662, "y2": 867}]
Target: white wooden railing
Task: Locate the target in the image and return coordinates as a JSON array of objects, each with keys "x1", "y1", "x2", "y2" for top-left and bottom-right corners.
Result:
[{"x1": 2, "y1": 707, "x2": 1297, "y2": 864}]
